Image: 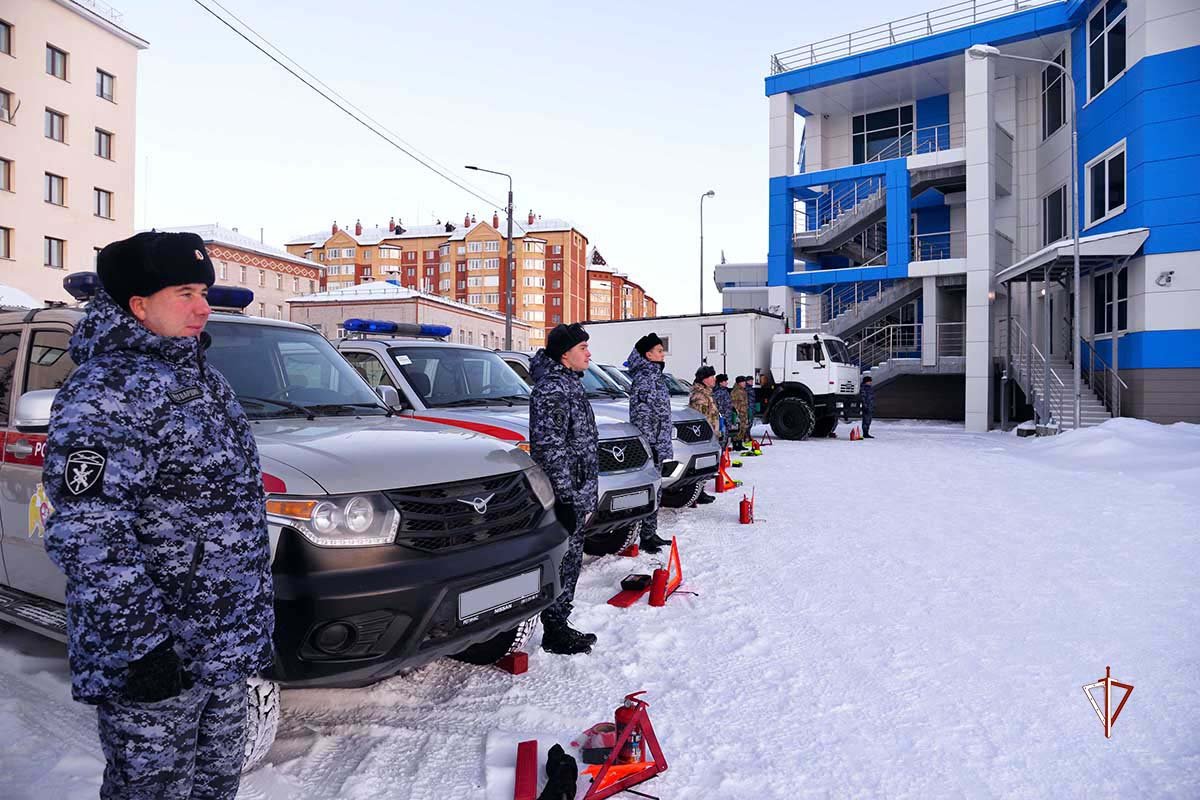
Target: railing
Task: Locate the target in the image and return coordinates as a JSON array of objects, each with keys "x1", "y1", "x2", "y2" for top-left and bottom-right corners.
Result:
[
  {"x1": 852, "y1": 323, "x2": 923, "y2": 368},
  {"x1": 769, "y1": 0, "x2": 1061, "y2": 73},
  {"x1": 1080, "y1": 338, "x2": 1129, "y2": 418},
  {"x1": 1010, "y1": 318, "x2": 1068, "y2": 425},
  {"x1": 912, "y1": 230, "x2": 965, "y2": 261},
  {"x1": 821, "y1": 279, "x2": 889, "y2": 323},
  {"x1": 936, "y1": 322, "x2": 965, "y2": 357}
]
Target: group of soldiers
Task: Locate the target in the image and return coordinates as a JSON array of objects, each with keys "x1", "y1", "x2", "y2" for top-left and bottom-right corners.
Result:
[{"x1": 686, "y1": 368, "x2": 755, "y2": 451}]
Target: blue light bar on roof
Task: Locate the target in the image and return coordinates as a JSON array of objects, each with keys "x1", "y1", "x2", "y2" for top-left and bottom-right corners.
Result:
[
  {"x1": 64, "y1": 271, "x2": 100, "y2": 300},
  {"x1": 208, "y1": 285, "x2": 254, "y2": 310},
  {"x1": 342, "y1": 319, "x2": 452, "y2": 338}
]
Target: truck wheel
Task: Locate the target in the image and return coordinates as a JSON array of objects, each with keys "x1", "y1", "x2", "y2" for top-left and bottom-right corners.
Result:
[
  {"x1": 661, "y1": 481, "x2": 703, "y2": 509},
  {"x1": 583, "y1": 520, "x2": 642, "y2": 556},
  {"x1": 811, "y1": 415, "x2": 838, "y2": 438},
  {"x1": 769, "y1": 397, "x2": 815, "y2": 440},
  {"x1": 241, "y1": 677, "x2": 281, "y2": 773},
  {"x1": 450, "y1": 615, "x2": 538, "y2": 665}
]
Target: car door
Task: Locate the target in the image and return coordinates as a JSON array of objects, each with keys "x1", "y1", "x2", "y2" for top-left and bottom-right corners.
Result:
[
  {"x1": 341, "y1": 348, "x2": 417, "y2": 412},
  {"x1": 0, "y1": 326, "x2": 74, "y2": 602},
  {"x1": 0, "y1": 326, "x2": 24, "y2": 586},
  {"x1": 788, "y1": 341, "x2": 826, "y2": 390}
]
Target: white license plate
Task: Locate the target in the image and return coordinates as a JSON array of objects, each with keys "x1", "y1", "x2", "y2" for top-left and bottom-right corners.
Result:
[
  {"x1": 695, "y1": 455, "x2": 718, "y2": 469},
  {"x1": 611, "y1": 489, "x2": 650, "y2": 512},
  {"x1": 458, "y1": 569, "x2": 542, "y2": 621}
]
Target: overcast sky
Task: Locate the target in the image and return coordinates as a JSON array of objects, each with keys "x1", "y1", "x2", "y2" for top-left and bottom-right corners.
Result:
[{"x1": 122, "y1": 0, "x2": 917, "y2": 314}]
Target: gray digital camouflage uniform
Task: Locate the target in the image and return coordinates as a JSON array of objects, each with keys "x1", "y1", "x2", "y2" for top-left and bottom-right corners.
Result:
[
  {"x1": 42, "y1": 288, "x2": 274, "y2": 798},
  {"x1": 626, "y1": 348, "x2": 672, "y2": 544},
  {"x1": 714, "y1": 385, "x2": 733, "y2": 440},
  {"x1": 528, "y1": 349, "x2": 598, "y2": 628}
]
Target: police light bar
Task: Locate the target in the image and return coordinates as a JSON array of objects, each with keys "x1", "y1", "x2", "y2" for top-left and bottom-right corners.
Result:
[
  {"x1": 208, "y1": 285, "x2": 254, "y2": 311},
  {"x1": 342, "y1": 319, "x2": 452, "y2": 339},
  {"x1": 64, "y1": 271, "x2": 100, "y2": 301}
]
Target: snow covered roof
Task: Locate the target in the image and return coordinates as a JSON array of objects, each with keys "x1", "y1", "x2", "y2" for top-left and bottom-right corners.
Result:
[
  {"x1": 526, "y1": 217, "x2": 579, "y2": 235},
  {"x1": 163, "y1": 225, "x2": 320, "y2": 270},
  {"x1": 285, "y1": 280, "x2": 532, "y2": 327},
  {"x1": 390, "y1": 223, "x2": 459, "y2": 240},
  {"x1": 284, "y1": 231, "x2": 327, "y2": 247},
  {"x1": 0, "y1": 284, "x2": 43, "y2": 310}
]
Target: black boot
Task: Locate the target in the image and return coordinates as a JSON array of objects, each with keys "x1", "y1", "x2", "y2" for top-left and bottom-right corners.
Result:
[
  {"x1": 640, "y1": 532, "x2": 671, "y2": 553},
  {"x1": 541, "y1": 623, "x2": 593, "y2": 655},
  {"x1": 537, "y1": 744, "x2": 579, "y2": 800},
  {"x1": 694, "y1": 490, "x2": 716, "y2": 505}
]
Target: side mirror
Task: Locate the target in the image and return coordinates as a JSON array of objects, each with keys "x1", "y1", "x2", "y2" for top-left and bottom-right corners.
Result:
[
  {"x1": 375, "y1": 384, "x2": 401, "y2": 408},
  {"x1": 14, "y1": 389, "x2": 59, "y2": 432}
]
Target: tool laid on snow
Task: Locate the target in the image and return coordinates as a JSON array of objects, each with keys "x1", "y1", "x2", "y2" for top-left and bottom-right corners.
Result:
[
  {"x1": 514, "y1": 740, "x2": 540, "y2": 800},
  {"x1": 607, "y1": 538, "x2": 685, "y2": 609},
  {"x1": 581, "y1": 692, "x2": 668, "y2": 800}
]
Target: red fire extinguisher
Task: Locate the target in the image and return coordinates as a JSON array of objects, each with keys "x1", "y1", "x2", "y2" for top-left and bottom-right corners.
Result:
[
  {"x1": 615, "y1": 693, "x2": 647, "y2": 763},
  {"x1": 739, "y1": 489, "x2": 755, "y2": 524}
]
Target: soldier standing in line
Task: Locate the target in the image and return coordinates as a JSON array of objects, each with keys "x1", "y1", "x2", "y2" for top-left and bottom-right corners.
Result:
[
  {"x1": 42, "y1": 232, "x2": 274, "y2": 800},
  {"x1": 626, "y1": 333, "x2": 674, "y2": 554},
  {"x1": 713, "y1": 373, "x2": 734, "y2": 447},
  {"x1": 730, "y1": 376, "x2": 751, "y2": 451},
  {"x1": 529, "y1": 323, "x2": 600, "y2": 655}
]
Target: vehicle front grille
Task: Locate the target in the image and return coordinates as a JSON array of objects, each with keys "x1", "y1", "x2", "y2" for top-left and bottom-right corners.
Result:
[
  {"x1": 674, "y1": 420, "x2": 713, "y2": 444},
  {"x1": 597, "y1": 437, "x2": 649, "y2": 473},
  {"x1": 384, "y1": 471, "x2": 542, "y2": 553},
  {"x1": 840, "y1": 381, "x2": 858, "y2": 394}
]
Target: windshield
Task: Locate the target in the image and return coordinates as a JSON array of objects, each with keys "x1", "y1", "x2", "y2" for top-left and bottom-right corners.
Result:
[
  {"x1": 205, "y1": 321, "x2": 387, "y2": 418},
  {"x1": 824, "y1": 339, "x2": 853, "y2": 364},
  {"x1": 664, "y1": 373, "x2": 692, "y2": 396},
  {"x1": 583, "y1": 364, "x2": 628, "y2": 398},
  {"x1": 600, "y1": 365, "x2": 633, "y2": 390},
  {"x1": 390, "y1": 346, "x2": 531, "y2": 407}
]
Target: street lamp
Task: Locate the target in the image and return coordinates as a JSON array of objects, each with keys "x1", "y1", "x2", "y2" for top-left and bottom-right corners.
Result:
[
  {"x1": 700, "y1": 189, "x2": 716, "y2": 313},
  {"x1": 465, "y1": 165, "x2": 515, "y2": 349},
  {"x1": 968, "y1": 44, "x2": 1081, "y2": 430}
]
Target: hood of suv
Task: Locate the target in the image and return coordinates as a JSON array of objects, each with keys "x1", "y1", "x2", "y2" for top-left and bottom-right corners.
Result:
[
  {"x1": 250, "y1": 415, "x2": 531, "y2": 494},
  {"x1": 409, "y1": 405, "x2": 645, "y2": 444}
]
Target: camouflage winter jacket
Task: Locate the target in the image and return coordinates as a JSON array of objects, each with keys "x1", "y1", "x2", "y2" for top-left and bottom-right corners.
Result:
[
  {"x1": 862, "y1": 381, "x2": 876, "y2": 414},
  {"x1": 731, "y1": 385, "x2": 749, "y2": 419},
  {"x1": 529, "y1": 350, "x2": 599, "y2": 517},
  {"x1": 626, "y1": 349, "x2": 673, "y2": 466},
  {"x1": 714, "y1": 385, "x2": 733, "y2": 423},
  {"x1": 688, "y1": 383, "x2": 720, "y2": 434},
  {"x1": 43, "y1": 289, "x2": 274, "y2": 704}
]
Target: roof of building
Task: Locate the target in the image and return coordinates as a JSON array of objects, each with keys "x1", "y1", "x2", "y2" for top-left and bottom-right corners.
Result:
[
  {"x1": 285, "y1": 280, "x2": 533, "y2": 328},
  {"x1": 284, "y1": 231, "x2": 327, "y2": 247},
  {"x1": 61, "y1": 0, "x2": 149, "y2": 49},
  {"x1": 161, "y1": 224, "x2": 321, "y2": 270}
]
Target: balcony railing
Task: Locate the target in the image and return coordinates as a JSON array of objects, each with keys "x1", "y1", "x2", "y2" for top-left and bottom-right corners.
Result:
[
  {"x1": 770, "y1": 0, "x2": 1062, "y2": 74},
  {"x1": 911, "y1": 230, "x2": 966, "y2": 261}
]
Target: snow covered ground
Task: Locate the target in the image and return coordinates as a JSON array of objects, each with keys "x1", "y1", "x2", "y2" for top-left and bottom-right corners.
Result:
[{"x1": 2, "y1": 419, "x2": 1198, "y2": 799}]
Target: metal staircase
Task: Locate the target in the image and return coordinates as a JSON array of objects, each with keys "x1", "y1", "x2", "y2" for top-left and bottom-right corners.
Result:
[
  {"x1": 849, "y1": 322, "x2": 965, "y2": 387},
  {"x1": 1008, "y1": 319, "x2": 1114, "y2": 429},
  {"x1": 820, "y1": 277, "x2": 923, "y2": 339}
]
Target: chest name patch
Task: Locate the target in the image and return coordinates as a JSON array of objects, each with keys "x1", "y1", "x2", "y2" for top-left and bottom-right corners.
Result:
[{"x1": 169, "y1": 386, "x2": 203, "y2": 404}]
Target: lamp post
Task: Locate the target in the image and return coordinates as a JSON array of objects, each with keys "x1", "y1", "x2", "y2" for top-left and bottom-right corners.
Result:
[
  {"x1": 700, "y1": 189, "x2": 715, "y2": 313},
  {"x1": 465, "y1": 165, "x2": 515, "y2": 349},
  {"x1": 969, "y1": 44, "x2": 1081, "y2": 430}
]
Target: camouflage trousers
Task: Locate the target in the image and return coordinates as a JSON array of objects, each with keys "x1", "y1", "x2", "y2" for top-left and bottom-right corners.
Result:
[
  {"x1": 541, "y1": 520, "x2": 586, "y2": 629},
  {"x1": 97, "y1": 681, "x2": 246, "y2": 800},
  {"x1": 640, "y1": 466, "x2": 665, "y2": 545}
]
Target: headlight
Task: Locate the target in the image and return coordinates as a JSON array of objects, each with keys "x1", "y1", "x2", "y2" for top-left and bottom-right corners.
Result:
[
  {"x1": 671, "y1": 426, "x2": 680, "y2": 440},
  {"x1": 266, "y1": 493, "x2": 399, "y2": 547},
  {"x1": 524, "y1": 465, "x2": 556, "y2": 510}
]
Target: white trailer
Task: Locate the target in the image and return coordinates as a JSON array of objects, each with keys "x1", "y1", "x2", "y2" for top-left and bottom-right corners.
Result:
[{"x1": 582, "y1": 311, "x2": 786, "y2": 380}]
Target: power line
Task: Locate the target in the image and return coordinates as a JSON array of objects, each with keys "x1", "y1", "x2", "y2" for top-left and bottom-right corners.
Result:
[{"x1": 189, "y1": 0, "x2": 505, "y2": 213}]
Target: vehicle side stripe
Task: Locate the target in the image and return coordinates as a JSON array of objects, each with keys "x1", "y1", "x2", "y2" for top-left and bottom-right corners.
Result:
[{"x1": 408, "y1": 415, "x2": 525, "y2": 442}]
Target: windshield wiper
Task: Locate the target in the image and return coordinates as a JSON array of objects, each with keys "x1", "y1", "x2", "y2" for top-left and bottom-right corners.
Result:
[
  {"x1": 433, "y1": 397, "x2": 514, "y2": 408},
  {"x1": 239, "y1": 395, "x2": 315, "y2": 421},
  {"x1": 303, "y1": 402, "x2": 393, "y2": 417}
]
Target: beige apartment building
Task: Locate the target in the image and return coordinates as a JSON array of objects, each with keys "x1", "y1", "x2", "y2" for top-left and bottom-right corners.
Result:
[{"x1": 0, "y1": 0, "x2": 147, "y2": 303}]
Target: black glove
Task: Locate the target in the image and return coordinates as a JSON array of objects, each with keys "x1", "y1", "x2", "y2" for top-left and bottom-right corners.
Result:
[
  {"x1": 556, "y1": 502, "x2": 577, "y2": 533},
  {"x1": 124, "y1": 637, "x2": 183, "y2": 704},
  {"x1": 538, "y1": 744, "x2": 579, "y2": 800}
]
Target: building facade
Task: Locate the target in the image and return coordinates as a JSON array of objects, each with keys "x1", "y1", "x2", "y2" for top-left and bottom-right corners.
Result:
[
  {"x1": 586, "y1": 246, "x2": 654, "y2": 322},
  {"x1": 286, "y1": 280, "x2": 533, "y2": 351},
  {"x1": 0, "y1": 0, "x2": 146, "y2": 303},
  {"x1": 723, "y1": 0, "x2": 1200, "y2": 427}
]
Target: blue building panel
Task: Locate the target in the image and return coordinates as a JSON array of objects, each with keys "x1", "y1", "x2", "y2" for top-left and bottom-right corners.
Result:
[{"x1": 1092, "y1": 331, "x2": 1200, "y2": 370}]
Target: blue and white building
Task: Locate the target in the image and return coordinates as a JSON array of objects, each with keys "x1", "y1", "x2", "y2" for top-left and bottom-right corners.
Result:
[{"x1": 720, "y1": 0, "x2": 1200, "y2": 429}]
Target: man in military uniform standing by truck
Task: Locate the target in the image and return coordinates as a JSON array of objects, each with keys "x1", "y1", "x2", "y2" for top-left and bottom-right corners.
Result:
[
  {"x1": 42, "y1": 231, "x2": 274, "y2": 800},
  {"x1": 626, "y1": 333, "x2": 674, "y2": 554},
  {"x1": 529, "y1": 323, "x2": 600, "y2": 655}
]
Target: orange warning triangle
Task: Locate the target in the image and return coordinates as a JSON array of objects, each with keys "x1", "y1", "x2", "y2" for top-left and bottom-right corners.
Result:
[{"x1": 665, "y1": 537, "x2": 682, "y2": 598}]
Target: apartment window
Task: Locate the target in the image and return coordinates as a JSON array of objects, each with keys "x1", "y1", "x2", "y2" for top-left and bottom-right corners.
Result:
[
  {"x1": 46, "y1": 45, "x2": 67, "y2": 80},
  {"x1": 439, "y1": 261, "x2": 451, "y2": 273},
  {"x1": 1042, "y1": 185, "x2": 1067, "y2": 246},
  {"x1": 552, "y1": 297, "x2": 561, "y2": 307},
  {"x1": 524, "y1": 311, "x2": 544, "y2": 322},
  {"x1": 309, "y1": 280, "x2": 317, "y2": 293},
  {"x1": 1088, "y1": 0, "x2": 1127, "y2": 99},
  {"x1": 292, "y1": 277, "x2": 299, "y2": 292},
  {"x1": 362, "y1": 248, "x2": 372, "y2": 261},
  {"x1": 468, "y1": 293, "x2": 482, "y2": 304},
  {"x1": 468, "y1": 258, "x2": 482, "y2": 270},
  {"x1": 275, "y1": 305, "x2": 283, "y2": 320},
  {"x1": 0, "y1": 157, "x2": 10, "y2": 191},
  {"x1": 275, "y1": 273, "x2": 283, "y2": 290},
  {"x1": 552, "y1": 263, "x2": 562, "y2": 272},
  {"x1": 483, "y1": 258, "x2": 499, "y2": 269},
  {"x1": 363, "y1": 267, "x2": 372, "y2": 277},
  {"x1": 1087, "y1": 141, "x2": 1126, "y2": 226},
  {"x1": 44, "y1": 172, "x2": 65, "y2": 205},
  {"x1": 525, "y1": 241, "x2": 544, "y2": 253},
  {"x1": 93, "y1": 187, "x2": 112, "y2": 219},
  {"x1": 218, "y1": 262, "x2": 227, "y2": 280},
  {"x1": 1093, "y1": 268, "x2": 1127, "y2": 334},
  {"x1": 425, "y1": 249, "x2": 436, "y2": 259},
  {"x1": 552, "y1": 314, "x2": 561, "y2": 323},
  {"x1": 457, "y1": 264, "x2": 466, "y2": 273},
  {"x1": 440, "y1": 244, "x2": 450, "y2": 255},
  {"x1": 1041, "y1": 50, "x2": 1066, "y2": 140},
  {"x1": 239, "y1": 266, "x2": 246, "y2": 282},
  {"x1": 439, "y1": 278, "x2": 450, "y2": 291},
  {"x1": 468, "y1": 241, "x2": 482, "y2": 253},
  {"x1": 552, "y1": 245, "x2": 562, "y2": 255},
  {"x1": 0, "y1": 227, "x2": 10, "y2": 259},
  {"x1": 552, "y1": 280, "x2": 562, "y2": 289},
  {"x1": 0, "y1": 21, "x2": 11, "y2": 57},
  {"x1": 483, "y1": 293, "x2": 500, "y2": 304},
  {"x1": 523, "y1": 276, "x2": 545, "y2": 287},
  {"x1": 44, "y1": 236, "x2": 64, "y2": 269},
  {"x1": 96, "y1": 69, "x2": 115, "y2": 102},
  {"x1": 523, "y1": 294, "x2": 544, "y2": 305},
  {"x1": 45, "y1": 109, "x2": 66, "y2": 142},
  {"x1": 485, "y1": 240, "x2": 499, "y2": 252},
  {"x1": 456, "y1": 245, "x2": 465, "y2": 255},
  {"x1": 95, "y1": 128, "x2": 113, "y2": 159},
  {"x1": 257, "y1": 269, "x2": 265, "y2": 287},
  {"x1": 406, "y1": 268, "x2": 416, "y2": 277},
  {"x1": 853, "y1": 104, "x2": 914, "y2": 163},
  {"x1": 458, "y1": 280, "x2": 466, "y2": 290},
  {"x1": 344, "y1": 248, "x2": 356, "y2": 259},
  {"x1": 258, "y1": 303, "x2": 266, "y2": 317},
  {"x1": 1, "y1": 89, "x2": 11, "y2": 123}
]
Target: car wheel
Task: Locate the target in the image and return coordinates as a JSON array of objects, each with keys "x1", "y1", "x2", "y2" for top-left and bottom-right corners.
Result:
[
  {"x1": 769, "y1": 397, "x2": 815, "y2": 440},
  {"x1": 241, "y1": 677, "x2": 281, "y2": 773},
  {"x1": 583, "y1": 520, "x2": 642, "y2": 556},
  {"x1": 811, "y1": 414, "x2": 838, "y2": 438},
  {"x1": 661, "y1": 481, "x2": 703, "y2": 509},
  {"x1": 450, "y1": 615, "x2": 538, "y2": 665}
]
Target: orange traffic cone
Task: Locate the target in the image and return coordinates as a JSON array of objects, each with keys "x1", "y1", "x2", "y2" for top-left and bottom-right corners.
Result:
[{"x1": 849, "y1": 426, "x2": 861, "y2": 441}]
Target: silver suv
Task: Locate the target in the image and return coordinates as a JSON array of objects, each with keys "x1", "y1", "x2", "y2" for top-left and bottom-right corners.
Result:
[
  {"x1": 335, "y1": 324, "x2": 661, "y2": 555},
  {"x1": 0, "y1": 278, "x2": 568, "y2": 770}
]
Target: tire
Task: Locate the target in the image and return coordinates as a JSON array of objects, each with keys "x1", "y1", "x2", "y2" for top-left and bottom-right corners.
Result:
[
  {"x1": 769, "y1": 397, "x2": 816, "y2": 440},
  {"x1": 450, "y1": 615, "x2": 538, "y2": 665},
  {"x1": 811, "y1": 415, "x2": 838, "y2": 438},
  {"x1": 661, "y1": 481, "x2": 703, "y2": 510},
  {"x1": 241, "y1": 677, "x2": 281, "y2": 773},
  {"x1": 583, "y1": 520, "x2": 642, "y2": 556}
]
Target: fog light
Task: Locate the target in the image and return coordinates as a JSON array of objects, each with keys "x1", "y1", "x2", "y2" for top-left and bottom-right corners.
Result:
[{"x1": 313, "y1": 621, "x2": 356, "y2": 654}]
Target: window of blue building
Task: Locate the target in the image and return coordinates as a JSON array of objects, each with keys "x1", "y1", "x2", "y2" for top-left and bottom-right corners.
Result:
[
  {"x1": 1088, "y1": 0, "x2": 1127, "y2": 99},
  {"x1": 853, "y1": 105, "x2": 913, "y2": 163},
  {"x1": 1041, "y1": 50, "x2": 1066, "y2": 140},
  {"x1": 1086, "y1": 142, "x2": 1126, "y2": 226},
  {"x1": 1042, "y1": 185, "x2": 1067, "y2": 246},
  {"x1": 1093, "y1": 268, "x2": 1127, "y2": 335}
]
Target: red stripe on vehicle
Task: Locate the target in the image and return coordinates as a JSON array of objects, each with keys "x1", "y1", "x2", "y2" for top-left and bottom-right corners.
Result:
[
  {"x1": 409, "y1": 415, "x2": 525, "y2": 442},
  {"x1": 1, "y1": 432, "x2": 48, "y2": 468},
  {"x1": 262, "y1": 472, "x2": 287, "y2": 494}
]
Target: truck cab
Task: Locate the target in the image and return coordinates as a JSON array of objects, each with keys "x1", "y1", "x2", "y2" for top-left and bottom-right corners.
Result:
[{"x1": 765, "y1": 332, "x2": 863, "y2": 440}]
